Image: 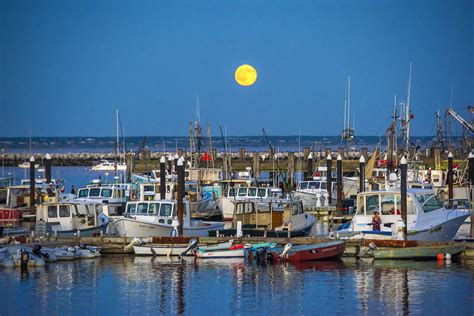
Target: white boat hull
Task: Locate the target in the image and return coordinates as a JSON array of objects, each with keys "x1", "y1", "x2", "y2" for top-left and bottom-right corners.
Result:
[
  {"x1": 110, "y1": 217, "x2": 224, "y2": 238},
  {"x1": 133, "y1": 245, "x2": 191, "y2": 256},
  {"x1": 194, "y1": 248, "x2": 245, "y2": 258}
]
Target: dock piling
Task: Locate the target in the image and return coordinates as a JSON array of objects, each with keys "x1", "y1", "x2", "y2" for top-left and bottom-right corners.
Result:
[
  {"x1": 29, "y1": 156, "x2": 35, "y2": 215},
  {"x1": 359, "y1": 155, "x2": 365, "y2": 193},
  {"x1": 326, "y1": 154, "x2": 332, "y2": 205},
  {"x1": 160, "y1": 156, "x2": 166, "y2": 200},
  {"x1": 177, "y1": 157, "x2": 185, "y2": 236},
  {"x1": 400, "y1": 156, "x2": 408, "y2": 239},
  {"x1": 469, "y1": 151, "x2": 474, "y2": 237},
  {"x1": 336, "y1": 155, "x2": 343, "y2": 217},
  {"x1": 448, "y1": 152, "x2": 454, "y2": 208},
  {"x1": 45, "y1": 153, "x2": 52, "y2": 184},
  {"x1": 306, "y1": 152, "x2": 313, "y2": 180}
]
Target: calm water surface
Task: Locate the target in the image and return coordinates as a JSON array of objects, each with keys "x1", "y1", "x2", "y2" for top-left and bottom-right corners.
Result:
[{"x1": 1, "y1": 256, "x2": 473, "y2": 315}]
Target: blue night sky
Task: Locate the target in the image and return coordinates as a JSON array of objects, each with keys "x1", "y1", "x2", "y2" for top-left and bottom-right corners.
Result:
[{"x1": 1, "y1": 0, "x2": 473, "y2": 137}]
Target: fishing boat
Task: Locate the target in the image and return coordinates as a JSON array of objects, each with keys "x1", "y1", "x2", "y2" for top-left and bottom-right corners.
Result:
[
  {"x1": 35, "y1": 200, "x2": 110, "y2": 238},
  {"x1": 335, "y1": 188, "x2": 470, "y2": 242},
  {"x1": 73, "y1": 182, "x2": 130, "y2": 216},
  {"x1": 210, "y1": 199, "x2": 315, "y2": 238},
  {"x1": 218, "y1": 184, "x2": 283, "y2": 220},
  {"x1": 108, "y1": 199, "x2": 224, "y2": 237},
  {"x1": 270, "y1": 240, "x2": 346, "y2": 263}
]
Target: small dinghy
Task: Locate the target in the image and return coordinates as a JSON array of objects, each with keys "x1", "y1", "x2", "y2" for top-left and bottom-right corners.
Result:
[
  {"x1": 270, "y1": 241, "x2": 346, "y2": 263},
  {"x1": 134, "y1": 239, "x2": 234, "y2": 257},
  {"x1": 194, "y1": 244, "x2": 246, "y2": 259}
]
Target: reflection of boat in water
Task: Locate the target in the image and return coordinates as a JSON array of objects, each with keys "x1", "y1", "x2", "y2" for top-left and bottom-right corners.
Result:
[{"x1": 291, "y1": 258, "x2": 345, "y2": 271}]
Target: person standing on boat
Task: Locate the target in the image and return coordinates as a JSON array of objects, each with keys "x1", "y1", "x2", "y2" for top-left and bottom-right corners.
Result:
[
  {"x1": 372, "y1": 211, "x2": 382, "y2": 231},
  {"x1": 71, "y1": 185, "x2": 76, "y2": 195}
]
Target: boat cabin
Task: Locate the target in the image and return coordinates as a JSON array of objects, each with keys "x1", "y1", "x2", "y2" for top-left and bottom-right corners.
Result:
[
  {"x1": 232, "y1": 199, "x2": 305, "y2": 231},
  {"x1": 36, "y1": 201, "x2": 103, "y2": 233},
  {"x1": 352, "y1": 189, "x2": 445, "y2": 232},
  {"x1": 296, "y1": 180, "x2": 336, "y2": 192},
  {"x1": 227, "y1": 186, "x2": 283, "y2": 199},
  {"x1": 124, "y1": 200, "x2": 191, "y2": 227}
]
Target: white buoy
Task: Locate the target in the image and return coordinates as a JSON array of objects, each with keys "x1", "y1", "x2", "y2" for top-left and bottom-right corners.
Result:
[{"x1": 445, "y1": 253, "x2": 452, "y2": 260}]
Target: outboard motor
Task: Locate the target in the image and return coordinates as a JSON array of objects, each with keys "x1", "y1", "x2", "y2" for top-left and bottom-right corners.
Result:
[
  {"x1": 20, "y1": 248, "x2": 29, "y2": 271},
  {"x1": 255, "y1": 247, "x2": 268, "y2": 266},
  {"x1": 280, "y1": 243, "x2": 293, "y2": 260},
  {"x1": 179, "y1": 238, "x2": 199, "y2": 258},
  {"x1": 32, "y1": 244, "x2": 49, "y2": 259}
]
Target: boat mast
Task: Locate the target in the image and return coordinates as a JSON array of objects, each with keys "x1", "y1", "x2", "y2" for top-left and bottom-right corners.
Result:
[
  {"x1": 405, "y1": 62, "x2": 412, "y2": 152},
  {"x1": 116, "y1": 108, "x2": 119, "y2": 164},
  {"x1": 347, "y1": 75, "x2": 351, "y2": 133}
]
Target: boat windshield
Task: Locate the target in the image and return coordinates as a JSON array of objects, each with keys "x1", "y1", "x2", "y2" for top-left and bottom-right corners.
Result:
[
  {"x1": 78, "y1": 189, "x2": 89, "y2": 198},
  {"x1": 160, "y1": 203, "x2": 173, "y2": 217},
  {"x1": 320, "y1": 182, "x2": 327, "y2": 189},
  {"x1": 238, "y1": 187, "x2": 248, "y2": 196},
  {"x1": 308, "y1": 182, "x2": 320, "y2": 189},
  {"x1": 257, "y1": 188, "x2": 267, "y2": 198},
  {"x1": 137, "y1": 203, "x2": 148, "y2": 214},
  {"x1": 415, "y1": 194, "x2": 444, "y2": 213},
  {"x1": 101, "y1": 189, "x2": 113, "y2": 198},
  {"x1": 126, "y1": 203, "x2": 137, "y2": 213},
  {"x1": 299, "y1": 182, "x2": 308, "y2": 190},
  {"x1": 89, "y1": 188, "x2": 101, "y2": 197},
  {"x1": 248, "y1": 188, "x2": 257, "y2": 197},
  {"x1": 228, "y1": 188, "x2": 237, "y2": 197}
]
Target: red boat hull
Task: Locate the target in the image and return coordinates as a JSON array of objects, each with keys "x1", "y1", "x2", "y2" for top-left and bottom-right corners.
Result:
[
  {"x1": 0, "y1": 208, "x2": 21, "y2": 227},
  {"x1": 272, "y1": 241, "x2": 345, "y2": 263}
]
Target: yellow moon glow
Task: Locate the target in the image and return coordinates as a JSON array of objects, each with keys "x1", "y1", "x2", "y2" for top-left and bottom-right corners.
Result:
[{"x1": 235, "y1": 64, "x2": 257, "y2": 86}]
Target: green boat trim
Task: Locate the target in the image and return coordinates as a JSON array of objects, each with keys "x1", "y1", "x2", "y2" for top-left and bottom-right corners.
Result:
[{"x1": 373, "y1": 244, "x2": 466, "y2": 259}]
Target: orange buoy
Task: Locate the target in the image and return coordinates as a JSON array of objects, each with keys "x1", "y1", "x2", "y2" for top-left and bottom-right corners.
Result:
[{"x1": 437, "y1": 253, "x2": 444, "y2": 260}]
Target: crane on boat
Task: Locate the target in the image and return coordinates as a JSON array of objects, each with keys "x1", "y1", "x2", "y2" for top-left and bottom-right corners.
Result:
[{"x1": 445, "y1": 108, "x2": 474, "y2": 133}]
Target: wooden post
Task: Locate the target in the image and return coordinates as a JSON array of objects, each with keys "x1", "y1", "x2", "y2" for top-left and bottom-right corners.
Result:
[
  {"x1": 336, "y1": 154, "x2": 343, "y2": 216},
  {"x1": 177, "y1": 157, "x2": 185, "y2": 236},
  {"x1": 434, "y1": 146, "x2": 441, "y2": 170},
  {"x1": 239, "y1": 147, "x2": 245, "y2": 160},
  {"x1": 29, "y1": 156, "x2": 35, "y2": 215},
  {"x1": 160, "y1": 156, "x2": 166, "y2": 200},
  {"x1": 211, "y1": 148, "x2": 217, "y2": 161},
  {"x1": 338, "y1": 147, "x2": 345, "y2": 159},
  {"x1": 125, "y1": 152, "x2": 133, "y2": 182},
  {"x1": 45, "y1": 153, "x2": 52, "y2": 184},
  {"x1": 306, "y1": 152, "x2": 313, "y2": 180},
  {"x1": 303, "y1": 147, "x2": 310, "y2": 160},
  {"x1": 469, "y1": 151, "x2": 474, "y2": 237},
  {"x1": 359, "y1": 155, "x2": 365, "y2": 193},
  {"x1": 252, "y1": 152, "x2": 260, "y2": 179},
  {"x1": 326, "y1": 154, "x2": 332, "y2": 205},
  {"x1": 400, "y1": 156, "x2": 408, "y2": 239},
  {"x1": 174, "y1": 154, "x2": 179, "y2": 174},
  {"x1": 447, "y1": 152, "x2": 453, "y2": 209},
  {"x1": 288, "y1": 152, "x2": 295, "y2": 191}
]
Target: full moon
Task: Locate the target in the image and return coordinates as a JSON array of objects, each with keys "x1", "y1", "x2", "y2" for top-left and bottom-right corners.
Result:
[{"x1": 235, "y1": 64, "x2": 257, "y2": 86}]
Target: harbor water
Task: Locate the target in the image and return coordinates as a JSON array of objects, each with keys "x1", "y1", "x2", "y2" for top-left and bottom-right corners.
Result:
[{"x1": 1, "y1": 256, "x2": 473, "y2": 315}]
